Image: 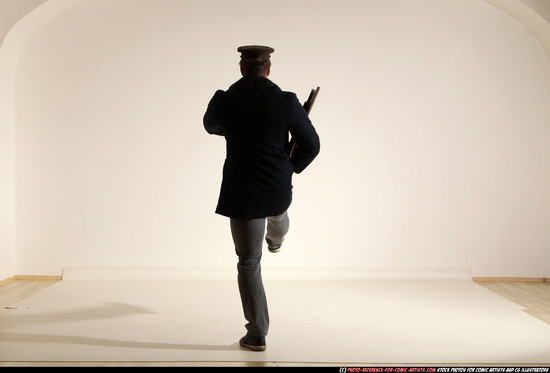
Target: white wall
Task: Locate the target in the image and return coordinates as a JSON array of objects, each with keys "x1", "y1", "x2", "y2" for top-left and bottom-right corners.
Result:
[
  {"x1": 0, "y1": 0, "x2": 49, "y2": 280},
  {"x1": 0, "y1": 0, "x2": 84, "y2": 280},
  {"x1": 5, "y1": 0, "x2": 550, "y2": 277},
  {"x1": 0, "y1": 39, "x2": 15, "y2": 279}
]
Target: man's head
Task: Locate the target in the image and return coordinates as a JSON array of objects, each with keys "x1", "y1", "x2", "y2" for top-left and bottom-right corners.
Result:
[{"x1": 238, "y1": 45, "x2": 274, "y2": 77}]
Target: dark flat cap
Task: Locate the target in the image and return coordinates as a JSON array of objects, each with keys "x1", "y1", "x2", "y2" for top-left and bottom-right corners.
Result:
[{"x1": 238, "y1": 45, "x2": 275, "y2": 59}]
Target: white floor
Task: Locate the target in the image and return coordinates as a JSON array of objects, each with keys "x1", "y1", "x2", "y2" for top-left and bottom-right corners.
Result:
[{"x1": 1, "y1": 268, "x2": 550, "y2": 365}]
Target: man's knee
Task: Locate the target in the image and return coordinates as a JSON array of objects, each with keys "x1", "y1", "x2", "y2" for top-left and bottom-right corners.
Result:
[{"x1": 237, "y1": 255, "x2": 262, "y2": 273}]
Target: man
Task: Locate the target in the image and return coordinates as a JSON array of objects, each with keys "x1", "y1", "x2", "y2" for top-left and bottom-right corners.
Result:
[{"x1": 203, "y1": 45, "x2": 320, "y2": 351}]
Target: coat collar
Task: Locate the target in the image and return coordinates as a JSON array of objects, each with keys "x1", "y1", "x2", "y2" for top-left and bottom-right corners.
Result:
[{"x1": 229, "y1": 76, "x2": 280, "y2": 91}]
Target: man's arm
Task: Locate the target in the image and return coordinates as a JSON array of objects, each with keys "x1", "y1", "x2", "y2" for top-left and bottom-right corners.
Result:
[
  {"x1": 203, "y1": 90, "x2": 225, "y2": 136},
  {"x1": 289, "y1": 87, "x2": 320, "y2": 159},
  {"x1": 288, "y1": 93, "x2": 320, "y2": 174}
]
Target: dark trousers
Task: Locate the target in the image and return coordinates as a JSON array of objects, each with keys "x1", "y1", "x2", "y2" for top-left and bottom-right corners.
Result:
[{"x1": 230, "y1": 211, "x2": 289, "y2": 337}]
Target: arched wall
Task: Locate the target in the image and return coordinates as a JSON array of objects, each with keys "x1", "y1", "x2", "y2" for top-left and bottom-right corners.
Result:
[
  {"x1": 484, "y1": 0, "x2": 550, "y2": 62},
  {"x1": 0, "y1": 0, "x2": 86, "y2": 279},
  {"x1": 2, "y1": 0, "x2": 550, "y2": 278}
]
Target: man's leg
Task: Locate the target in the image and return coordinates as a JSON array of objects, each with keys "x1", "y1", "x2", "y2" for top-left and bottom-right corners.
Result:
[
  {"x1": 265, "y1": 211, "x2": 289, "y2": 253},
  {"x1": 230, "y1": 217, "x2": 269, "y2": 340}
]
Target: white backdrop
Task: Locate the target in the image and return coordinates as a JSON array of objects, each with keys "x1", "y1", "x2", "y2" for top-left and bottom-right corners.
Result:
[{"x1": 6, "y1": 0, "x2": 550, "y2": 277}]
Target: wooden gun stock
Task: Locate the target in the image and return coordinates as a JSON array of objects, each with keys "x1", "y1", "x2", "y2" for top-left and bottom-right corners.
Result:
[{"x1": 289, "y1": 86, "x2": 320, "y2": 159}]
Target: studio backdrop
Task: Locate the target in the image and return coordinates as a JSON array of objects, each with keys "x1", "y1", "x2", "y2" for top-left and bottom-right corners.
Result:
[{"x1": 2, "y1": 0, "x2": 550, "y2": 277}]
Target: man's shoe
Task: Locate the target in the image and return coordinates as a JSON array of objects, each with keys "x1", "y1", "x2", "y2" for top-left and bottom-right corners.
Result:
[
  {"x1": 267, "y1": 237, "x2": 283, "y2": 253},
  {"x1": 239, "y1": 333, "x2": 266, "y2": 351}
]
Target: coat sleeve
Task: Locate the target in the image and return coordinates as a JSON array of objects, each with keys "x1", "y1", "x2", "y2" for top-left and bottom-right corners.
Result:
[
  {"x1": 203, "y1": 90, "x2": 225, "y2": 136},
  {"x1": 288, "y1": 93, "x2": 320, "y2": 174}
]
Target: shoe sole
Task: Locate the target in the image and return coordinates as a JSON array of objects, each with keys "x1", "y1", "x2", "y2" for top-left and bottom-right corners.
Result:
[
  {"x1": 268, "y1": 244, "x2": 281, "y2": 253},
  {"x1": 239, "y1": 341, "x2": 267, "y2": 351}
]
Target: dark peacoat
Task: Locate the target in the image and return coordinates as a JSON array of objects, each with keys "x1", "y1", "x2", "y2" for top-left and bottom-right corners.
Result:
[{"x1": 203, "y1": 76, "x2": 320, "y2": 220}]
